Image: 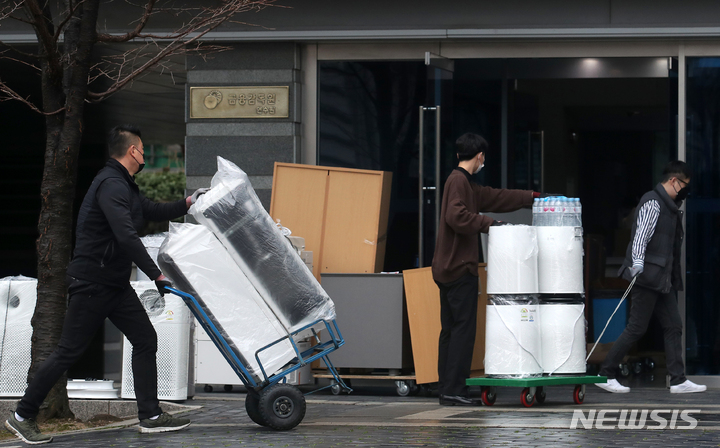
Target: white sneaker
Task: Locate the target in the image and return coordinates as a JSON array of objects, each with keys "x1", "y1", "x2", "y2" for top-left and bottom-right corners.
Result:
[
  {"x1": 670, "y1": 380, "x2": 706, "y2": 394},
  {"x1": 594, "y1": 378, "x2": 630, "y2": 393}
]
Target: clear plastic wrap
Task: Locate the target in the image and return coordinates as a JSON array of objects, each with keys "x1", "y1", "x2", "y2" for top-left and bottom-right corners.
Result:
[
  {"x1": 536, "y1": 226, "x2": 584, "y2": 294},
  {"x1": 158, "y1": 223, "x2": 296, "y2": 383},
  {"x1": 484, "y1": 294, "x2": 543, "y2": 378},
  {"x1": 190, "y1": 157, "x2": 336, "y2": 331},
  {"x1": 137, "y1": 233, "x2": 169, "y2": 281},
  {"x1": 0, "y1": 276, "x2": 37, "y2": 396},
  {"x1": 121, "y1": 281, "x2": 192, "y2": 400},
  {"x1": 539, "y1": 301, "x2": 586, "y2": 374},
  {"x1": 486, "y1": 225, "x2": 539, "y2": 294}
]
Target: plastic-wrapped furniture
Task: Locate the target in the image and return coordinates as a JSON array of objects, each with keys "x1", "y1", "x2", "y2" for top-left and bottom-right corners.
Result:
[
  {"x1": 121, "y1": 281, "x2": 193, "y2": 400},
  {"x1": 190, "y1": 157, "x2": 335, "y2": 332},
  {"x1": 0, "y1": 276, "x2": 37, "y2": 397},
  {"x1": 158, "y1": 223, "x2": 296, "y2": 383}
]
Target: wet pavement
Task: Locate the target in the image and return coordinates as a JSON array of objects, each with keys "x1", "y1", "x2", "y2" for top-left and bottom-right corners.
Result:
[{"x1": 1, "y1": 383, "x2": 720, "y2": 447}]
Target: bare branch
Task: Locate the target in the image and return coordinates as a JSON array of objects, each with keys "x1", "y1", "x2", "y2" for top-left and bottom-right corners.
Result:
[
  {"x1": 96, "y1": 0, "x2": 157, "y2": 43},
  {"x1": 0, "y1": 50, "x2": 42, "y2": 72},
  {"x1": 88, "y1": 0, "x2": 276, "y2": 102},
  {"x1": 0, "y1": 79, "x2": 64, "y2": 115}
]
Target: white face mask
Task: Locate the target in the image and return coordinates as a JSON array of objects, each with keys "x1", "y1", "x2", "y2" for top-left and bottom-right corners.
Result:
[{"x1": 474, "y1": 154, "x2": 484, "y2": 174}]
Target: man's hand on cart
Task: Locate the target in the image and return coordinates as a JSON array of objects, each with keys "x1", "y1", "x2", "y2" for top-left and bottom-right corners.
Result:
[{"x1": 155, "y1": 275, "x2": 173, "y2": 296}]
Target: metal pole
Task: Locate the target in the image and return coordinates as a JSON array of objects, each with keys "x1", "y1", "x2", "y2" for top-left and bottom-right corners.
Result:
[
  {"x1": 418, "y1": 106, "x2": 425, "y2": 268},
  {"x1": 435, "y1": 106, "x2": 441, "y2": 234}
]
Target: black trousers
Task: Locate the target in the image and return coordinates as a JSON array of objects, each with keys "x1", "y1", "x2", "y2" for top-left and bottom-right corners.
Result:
[
  {"x1": 436, "y1": 273, "x2": 479, "y2": 397},
  {"x1": 599, "y1": 284, "x2": 686, "y2": 386},
  {"x1": 16, "y1": 277, "x2": 162, "y2": 420}
]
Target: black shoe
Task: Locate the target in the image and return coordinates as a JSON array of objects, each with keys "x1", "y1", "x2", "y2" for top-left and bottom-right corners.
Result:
[
  {"x1": 439, "y1": 394, "x2": 482, "y2": 406},
  {"x1": 138, "y1": 412, "x2": 191, "y2": 434}
]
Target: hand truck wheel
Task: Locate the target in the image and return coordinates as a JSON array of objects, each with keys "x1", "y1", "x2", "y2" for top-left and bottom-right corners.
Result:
[
  {"x1": 573, "y1": 385, "x2": 585, "y2": 405},
  {"x1": 520, "y1": 388, "x2": 534, "y2": 408},
  {"x1": 245, "y1": 392, "x2": 268, "y2": 427},
  {"x1": 481, "y1": 387, "x2": 496, "y2": 406},
  {"x1": 258, "y1": 384, "x2": 307, "y2": 431},
  {"x1": 536, "y1": 386, "x2": 546, "y2": 404},
  {"x1": 330, "y1": 382, "x2": 341, "y2": 395}
]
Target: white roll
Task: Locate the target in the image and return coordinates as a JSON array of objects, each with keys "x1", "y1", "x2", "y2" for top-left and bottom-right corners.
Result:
[
  {"x1": 484, "y1": 304, "x2": 543, "y2": 377},
  {"x1": 537, "y1": 226, "x2": 584, "y2": 294},
  {"x1": 539, "y1": 303, "x2": 586, "y2": 374},
  {"x1": 487, "y1": 226, "x2": 539, "y2": 294}
]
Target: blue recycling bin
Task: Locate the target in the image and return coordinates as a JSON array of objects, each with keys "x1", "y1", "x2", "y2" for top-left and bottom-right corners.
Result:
[{"x1": 593, "y1": 297, "x2": 628, "y2": 343}]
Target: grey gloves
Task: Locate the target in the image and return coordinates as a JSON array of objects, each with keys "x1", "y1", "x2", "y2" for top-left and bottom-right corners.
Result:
[
  {"x1": 191, "y1": 187, "x2": 210, "y2": 204},
  {"x1": 628, "y1": 265, "x2": 644, "y2": 278}
]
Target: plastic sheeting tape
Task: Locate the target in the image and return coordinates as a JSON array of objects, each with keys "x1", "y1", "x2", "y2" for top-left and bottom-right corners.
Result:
[
  {"x1": 484, "y1": 303, "x2": 543, "y2": 377},
  {"x1": 539, "y1": 303, "x2": 586, "y2": 374},
  {"x1": 537, "y1": 227, "x2": 584, "y2": 294},
  {"x1": 487, "y1": 226, "x2": 539, "y2": 294}
]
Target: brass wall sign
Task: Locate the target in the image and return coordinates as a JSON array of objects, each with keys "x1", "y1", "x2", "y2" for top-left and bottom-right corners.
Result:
[{"x1": 190, "y1": 86, "x2": 289, "y2": 119}]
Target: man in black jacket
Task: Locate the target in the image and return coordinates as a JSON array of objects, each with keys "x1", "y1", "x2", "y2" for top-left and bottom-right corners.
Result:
[
  {"x1": 6, "y1": 125, "x2": 203, "y2": 444},
  {"x1": 595, "y1": 161, "x2": 705, "y2": 395}
]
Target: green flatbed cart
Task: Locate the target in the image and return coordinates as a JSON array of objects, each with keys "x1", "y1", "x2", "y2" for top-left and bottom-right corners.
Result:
[{"x1": 466, "y1": 375, "x2": 607, "y2": 407}]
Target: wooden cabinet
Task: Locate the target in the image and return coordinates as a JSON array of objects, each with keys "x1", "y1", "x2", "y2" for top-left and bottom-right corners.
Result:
[{"x1": 269, "y1": 163, "x2": 392, "y2": 279}]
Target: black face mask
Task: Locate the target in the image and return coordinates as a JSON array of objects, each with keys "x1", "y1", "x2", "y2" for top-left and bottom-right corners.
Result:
[
  {"x1": 676, "y1": 185, "x2": 690, "y2": 201},
  {"x1": 131, "y1": 154, "x2": 145, "y2": 174},
  {"x1": 674, "y1": 179, "x2": 690, "y2": 202}
]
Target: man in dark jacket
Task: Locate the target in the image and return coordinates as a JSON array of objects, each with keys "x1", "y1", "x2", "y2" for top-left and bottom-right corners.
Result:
[
  {"x1": 6, "y1": 125, "x2": 204, "y2": 444},
  {"x1": 595, "y1": 161, "x2": 705, "y2": 394},
  {"x1": 432, "y1": 133, "x2": 537, "y2": 406}
]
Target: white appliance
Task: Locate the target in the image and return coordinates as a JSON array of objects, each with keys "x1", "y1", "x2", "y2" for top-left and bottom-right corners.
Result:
[
  {"x1": 0, "y1": 276, "x2": 38, "y2": 397},
  {"x1": 121, "y1": 281, "x2": 193, "y2": 401}
]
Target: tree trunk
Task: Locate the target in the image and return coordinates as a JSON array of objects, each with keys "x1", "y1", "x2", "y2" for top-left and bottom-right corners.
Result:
[{"x1": 30, "y1": 0, "x2": 99, "y2": 421}]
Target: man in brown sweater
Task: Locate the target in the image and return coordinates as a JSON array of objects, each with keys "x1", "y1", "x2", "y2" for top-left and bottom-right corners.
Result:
[{"x1": 432, "y1": 133, "x2": 537, "y2": 406}]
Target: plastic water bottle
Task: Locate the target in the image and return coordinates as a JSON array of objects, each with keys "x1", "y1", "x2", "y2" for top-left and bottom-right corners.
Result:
[
  {"x1": 532, "y1": 198, "x2": 540, "y2": 226},
  {"x1": 561, "y1": 197, "x2": 571, "y2": 226},
  {"x1": 575, "y1": 198, "x2": 583, "y2": 227}
]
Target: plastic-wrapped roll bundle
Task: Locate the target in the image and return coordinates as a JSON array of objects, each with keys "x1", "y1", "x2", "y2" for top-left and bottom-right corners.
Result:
[
  {"x1": 537, "y1": 226, "x2": 584, "y2": 294},
  {"x1": 484, "y1": 295, "x2": 543, "y2": 378},
  {"x1": 539, "y1": 302, "x2": 586, "y2": 374},
  {"x1": 191, "y1": 157, "x2": 335, "y2": 332},
  {"x1": 158, "y1": 223, "x2": 296, "y2": 384},
  {"x1": 0, "y1": 276, "x2": 37, "y2": 397},
  {"x1": 486, "y1": 226, "x2": 539, "y2": 294}
]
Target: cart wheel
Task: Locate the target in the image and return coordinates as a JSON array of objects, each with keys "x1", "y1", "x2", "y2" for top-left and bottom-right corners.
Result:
[
  {"x1": 258, "y1": 384, "x2": 306, "y2": 431},
  {"x1": 245, "y1": 392, "x2": 268, "y2": 427},
  {"x1": 224, "y1": 385, "x2": 234, "y2": 392},
  {"x1": 632, "y1": 361, "x2": 643, "y2": 375},
  {"x1": 618, "y1": 363, "x2": 630, "y2": 377},
  {"x1": 536, "y1": 387, "x2": 546, "y2": 404},
  {"x1": 409, "y1": 381, "x2": 420, "y2": 396},
  {"x1": 481, "y1": 387, "x2": 496, "y2": 406},
  {"x1": 204, "y1": 384, "x2": 213, "y2": 393},
  {"x1": 396, "y1": 381, "x2": 410, "y2": 397},
  {"x1": 644, "y1": 358, "x2": 655, "y2": 370},
  {"x1": 520, "y1": 388, "x2": 534, "y2": 408},
  {"x1": 573, "y1": 385, "x2": 585, "y2": 405},
  {"x1": 330, "y1": 382, "x2": 341, "y2": 395}
]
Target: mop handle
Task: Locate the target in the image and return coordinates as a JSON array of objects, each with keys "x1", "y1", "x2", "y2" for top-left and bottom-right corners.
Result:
[{"x1": 585, "y1": 276, "x2": 637, "y2": 363}]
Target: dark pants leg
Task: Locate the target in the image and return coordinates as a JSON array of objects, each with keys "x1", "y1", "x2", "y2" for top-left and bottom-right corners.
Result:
[
  {"x1": 16, "y1": 278, "x2": 112, "y2": 419},
  {"x1": 16, "y1": 279, "x2": 162, "y2": 420},
  {"x1": 108, "y1": 286, "x2": 161, "y2": 420},
  {"x1": 436, "y1": 273, "x2": 479, "y2": 397},
  {"x1": 599, "y1": 285, "x2": 686, "y2": 385}
]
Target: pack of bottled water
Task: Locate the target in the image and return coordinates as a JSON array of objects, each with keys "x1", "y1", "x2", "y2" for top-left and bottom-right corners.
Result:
[{"x1": 532, "y1": 196, "x2": 582, "y2": 227}]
